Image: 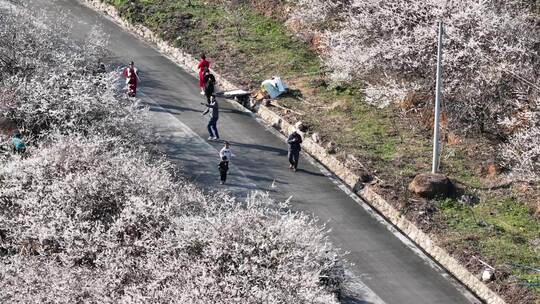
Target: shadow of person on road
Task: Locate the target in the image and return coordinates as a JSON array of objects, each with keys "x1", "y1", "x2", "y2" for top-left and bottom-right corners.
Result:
[
  {"x1": 242, "y1": 175, "x2": 289, "y2": 185},
  {"x1": 143, "y1": 101, "x2": 204, "y2": 114},
  {"x1": 225, "y1": 140, "x2": 288, "y2": 156},
  {"x1": 218, "y1": 107, "x2": 254, "y2": 117},
  {"x1": 219, "y1": 183, "x2": 259, "y2": 191},
  {"x1": 295, "y1": 168, "x2": 326, "y2": 177}
]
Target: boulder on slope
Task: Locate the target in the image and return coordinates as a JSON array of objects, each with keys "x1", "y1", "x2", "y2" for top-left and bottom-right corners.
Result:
[{"x1": 408, "y1": 173, "x2": 453, "y2": 199}]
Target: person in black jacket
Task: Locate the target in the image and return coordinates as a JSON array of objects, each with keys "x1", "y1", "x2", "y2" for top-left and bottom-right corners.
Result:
[
  {"x1": 287, "y1": 130, "x2": 303, "y2": 172},
  {"x1": 218, "y1": 155, "x2": 229, "y2": 185},
  {"x1": 203, "y1": 68, "x2": 216, "y2": 104}
]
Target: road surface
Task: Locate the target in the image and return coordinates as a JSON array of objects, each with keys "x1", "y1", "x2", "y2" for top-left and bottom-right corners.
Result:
[{"x1": 29, "y1": 1, "x2": 481, "y2": 303}]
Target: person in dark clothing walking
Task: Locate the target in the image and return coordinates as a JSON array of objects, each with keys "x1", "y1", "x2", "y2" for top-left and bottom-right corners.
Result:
[
  {"x1": 287, "y1": 130, "x2": 302, "y2": 171},
  {"x1": 201, "y1": 96, "x2": 219, "y2": 140},
  {"x1": 218, "y1": 155, "x2": 229, "y2": 185},
  {"x1": 203, "y1": 69, "x2": 216, "y2": 104}
]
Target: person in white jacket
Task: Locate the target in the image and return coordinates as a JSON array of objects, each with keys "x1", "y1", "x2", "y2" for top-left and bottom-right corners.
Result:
[{"x1": 219, "y1": 141, "x2": 234, "y2": 160}]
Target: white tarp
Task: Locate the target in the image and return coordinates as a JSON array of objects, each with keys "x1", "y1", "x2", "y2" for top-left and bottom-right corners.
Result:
[{"x1": 262, "y1": 77, "x2": 288, "y2": 99}]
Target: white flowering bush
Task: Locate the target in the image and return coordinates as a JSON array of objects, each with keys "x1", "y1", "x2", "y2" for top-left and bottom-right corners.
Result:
[
  {"x1": 0, "y1": 2, "x2": 345, "y2": 302},
  {"x1": 3, "y1": 72, "x2": 147, "y2": 142},
  {"x1": 0, "y1": 136, "x2": 343, "y2": 303},
  {"x1": 0, "y1": 2, "x2": 105, "y2": 80},
  {"x1": 502, "y1": 126, "x2": 540, "y2": 180},
  {"x1": 0, "y1": 3, "x2": 145, "y2": 142}
]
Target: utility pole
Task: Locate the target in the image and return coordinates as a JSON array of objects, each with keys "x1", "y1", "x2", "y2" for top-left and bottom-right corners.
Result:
[{"x1": 432, "y1": 21, "x2": 443, "y2": 174}]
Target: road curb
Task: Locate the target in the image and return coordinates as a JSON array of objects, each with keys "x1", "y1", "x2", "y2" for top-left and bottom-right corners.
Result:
[{"x1": 80, "y1": 1, "x2": 506, "y2": 303}]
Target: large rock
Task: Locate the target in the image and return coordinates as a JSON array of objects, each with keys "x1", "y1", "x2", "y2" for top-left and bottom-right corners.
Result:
[{"x1": 408, "y1": 173, "x2": 453, "y2": 198}]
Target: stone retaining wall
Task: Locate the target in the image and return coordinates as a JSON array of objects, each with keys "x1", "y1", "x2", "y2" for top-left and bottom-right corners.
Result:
[{"x1": 80, "y1": 1, "x2": 506, "y2": 303}]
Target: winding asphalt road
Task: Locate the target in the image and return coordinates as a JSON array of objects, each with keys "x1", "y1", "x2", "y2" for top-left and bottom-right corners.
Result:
[{"x1": 28, "y1": 1, "x2": 482, "y2": 303}]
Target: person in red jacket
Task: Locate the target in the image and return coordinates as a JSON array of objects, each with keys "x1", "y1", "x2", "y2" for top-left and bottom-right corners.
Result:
[
  {"x1": 123, "y1": 61, "x2": 140, "y2": 97},
  {"x1": 197, "y1": 54, "x2": 210, "y2": 95}
]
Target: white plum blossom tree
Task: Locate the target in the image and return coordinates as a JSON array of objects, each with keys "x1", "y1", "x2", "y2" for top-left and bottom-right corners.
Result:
[
  {"x1": 323, "y1": 0, "x2": 538, "y2": 130},
  {"x1": 289, "y1": 0, "x2": 540, "y2": 178},
  {"x1": 286, "y1": 0, "x2": 343, "y2": 42},
  {"x1": 501, "y1": 94, "x2": 540, "y2": 181},
  {"x1": 0, "y1": 3, "x2": 143, "y2": 142}
]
